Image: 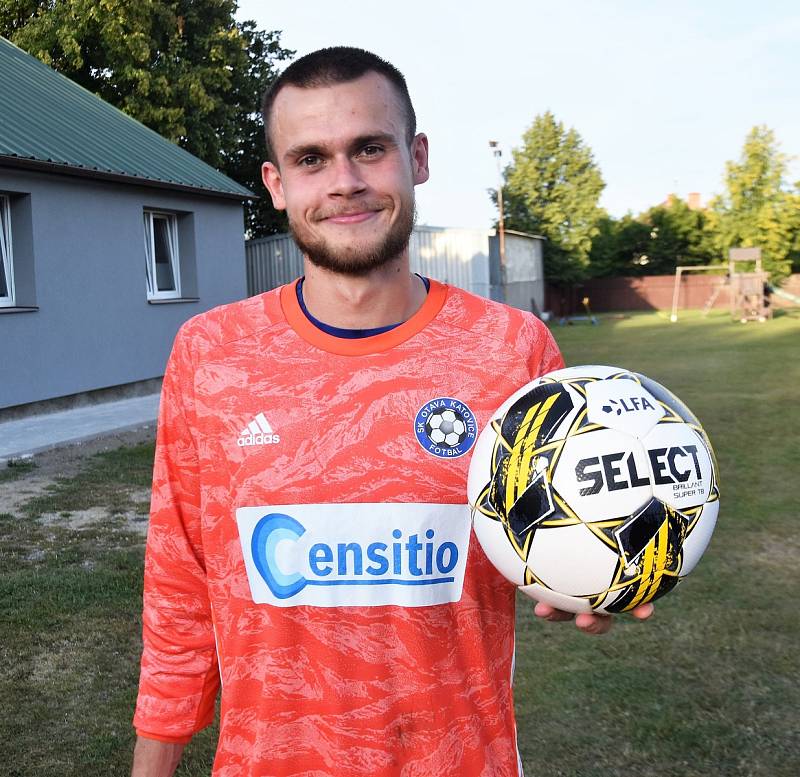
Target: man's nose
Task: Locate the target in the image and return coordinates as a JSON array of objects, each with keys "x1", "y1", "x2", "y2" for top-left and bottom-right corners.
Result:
[{"x1": 328, "y1": 156, "x2": 367, "y2": 197}]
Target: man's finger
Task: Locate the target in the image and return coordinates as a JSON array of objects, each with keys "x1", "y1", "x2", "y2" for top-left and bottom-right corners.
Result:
[
  {"x1": 630, "y1": 602, "x2": 655, "y2": 620},
  {"x1": 575, "y1": 612, "x2": 614, "y2": 635},
  {"x1": 534, "y1": 602, "x2": 575, "y2": 622}
]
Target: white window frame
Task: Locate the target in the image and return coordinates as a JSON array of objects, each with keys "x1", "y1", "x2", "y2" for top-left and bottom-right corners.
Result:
[
  {"x1": 143, "y1": 210, "x2": 181, "y2": 300},
  {"x1": 0, "y1": 194, "x2": 15, "y2": 307}
]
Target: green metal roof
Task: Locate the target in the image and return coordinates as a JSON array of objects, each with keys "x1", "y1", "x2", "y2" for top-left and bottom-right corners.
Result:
[{"x1": 0, "y1": 36, "x2": 254, "y2": 199}]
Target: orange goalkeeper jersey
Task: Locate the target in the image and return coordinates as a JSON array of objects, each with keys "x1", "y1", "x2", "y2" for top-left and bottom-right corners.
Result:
[{"x1": 134, "y1": 279, "x2": 563, "y2": 776}]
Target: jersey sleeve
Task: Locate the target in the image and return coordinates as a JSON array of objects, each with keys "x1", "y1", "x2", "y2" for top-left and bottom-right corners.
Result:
[
  {"x1": 534, "y1": 322, "x2": 565, "y2": 377},
  {"x1": 516, "y1": 313, "x2": 564, "y2": 379},
  {"x1": 133, "y1": 324, "x2": 220, "y2": 743}
]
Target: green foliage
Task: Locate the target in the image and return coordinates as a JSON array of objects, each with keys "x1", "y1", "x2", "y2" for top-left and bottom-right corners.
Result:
[
  {"x1": 589, "y1": 212, "x2": 649, "y2": 278},
  {"x1": 3, "y1": 0, "x2": 293, "y2": 237},
  {"x1": 645, "y1": 197, "x2": 717, "y2": 271},
  {"x1": 589, "y1": 197, "x2": 717, "y2": 277},
  {"x1": 500, "y1": 111, "x2": 605, "y2": 287},
  {"x1": 554, "y1": 124, "x2": 799, "y2": 283},
  {"x1": 709, "y1": 125, "x2": 800, "y2": 282},
  {"x1": 790, "y1": 210, "x2": 800, "y2": 273}
]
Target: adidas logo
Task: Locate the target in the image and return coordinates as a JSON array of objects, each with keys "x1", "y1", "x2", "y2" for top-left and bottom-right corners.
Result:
[{"x1": 237, "y1": 413, "x2": 281, "y2": 447}]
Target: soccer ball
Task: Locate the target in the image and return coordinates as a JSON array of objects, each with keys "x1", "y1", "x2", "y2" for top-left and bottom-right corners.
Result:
[
  {"x1": 467, "y1": 365, "x2": 720, "y2": 614},
  {"x1": 426, "y1": 409, "x2": 468, "y2": 448}
]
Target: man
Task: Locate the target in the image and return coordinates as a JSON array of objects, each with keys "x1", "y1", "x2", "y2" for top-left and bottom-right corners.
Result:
[{"x1": 132, "y1": 47, "x2": 652, "y2": 777}]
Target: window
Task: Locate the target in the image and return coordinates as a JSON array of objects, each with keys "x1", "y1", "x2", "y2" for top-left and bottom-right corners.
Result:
[
  {"x1": 143, "y1": 210, "x2": 181, "y2": 300},
  {"x1": 0, "y1": 194, "x2": 15, "y2": 307}
]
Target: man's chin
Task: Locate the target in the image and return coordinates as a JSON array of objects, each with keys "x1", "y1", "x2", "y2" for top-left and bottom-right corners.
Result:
[
  {"x1": 290, "y1": 207, "x2": 415, "y2": 277},
  {"x1": 304, "y1": 247, "x2": 403, "y2": 277}
]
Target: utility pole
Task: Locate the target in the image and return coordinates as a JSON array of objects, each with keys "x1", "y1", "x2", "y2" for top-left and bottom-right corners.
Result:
[{"x1": 489, "y1": 141, "x2": 506, "y2": 281}]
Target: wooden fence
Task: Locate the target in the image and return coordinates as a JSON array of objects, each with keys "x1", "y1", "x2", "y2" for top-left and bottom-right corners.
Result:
[{"x1": 546, "y1": 273, "x2": 800, "y2": 315}]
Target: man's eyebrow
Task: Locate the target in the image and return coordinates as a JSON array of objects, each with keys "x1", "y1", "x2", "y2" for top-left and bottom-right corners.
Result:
[
  {"x1": 283, "y1": 142, "x2": 328, "y2": 162},
  {"x1": 283, "y1": 133, "x2": 399, "y2": 162},
  {"x1": 349, "y1": 132, "x2": 398, "y2": 149}
]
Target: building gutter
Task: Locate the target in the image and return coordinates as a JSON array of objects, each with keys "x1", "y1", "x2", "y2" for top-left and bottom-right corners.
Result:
[{"x1": 0, "y1": 155, "x2": 257, "y2": 201}]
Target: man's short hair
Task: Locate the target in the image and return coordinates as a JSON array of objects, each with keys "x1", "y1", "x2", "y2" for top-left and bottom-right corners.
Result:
[{"x1": 261, "y1": 46, "x2": 417, "y2": 164}]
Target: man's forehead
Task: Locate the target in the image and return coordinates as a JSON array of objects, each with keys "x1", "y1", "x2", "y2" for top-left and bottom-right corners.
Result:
[
  {"x1": 274, "y1": 70, "x2": 399, "y2": 107},
  {"x1": 270, "y1": 72, "x2": 407, "y2": 150}
]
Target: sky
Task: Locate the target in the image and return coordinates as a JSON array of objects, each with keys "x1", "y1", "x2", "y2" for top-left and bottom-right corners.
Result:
[{"x1": 236, "y1": 0, "x2": 800, "y2": 230}]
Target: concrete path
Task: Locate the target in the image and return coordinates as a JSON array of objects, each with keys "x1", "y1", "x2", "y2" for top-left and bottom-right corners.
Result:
[{"x1": 0, "y1": 393, "x2": 160, "y2": 460}]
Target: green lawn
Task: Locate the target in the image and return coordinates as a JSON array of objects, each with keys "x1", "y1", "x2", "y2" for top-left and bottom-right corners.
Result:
[
  {"x1": 516, "y1": 309, "x2": 800, "y2": 776},
  {"x1": 1, "y1": 309, "x2": 798, "y2": 775}
]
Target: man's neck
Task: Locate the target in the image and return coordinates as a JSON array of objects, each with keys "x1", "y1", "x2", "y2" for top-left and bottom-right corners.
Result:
[{"x1": 300, "y1": 255, "x2": 428, "y2": 329}]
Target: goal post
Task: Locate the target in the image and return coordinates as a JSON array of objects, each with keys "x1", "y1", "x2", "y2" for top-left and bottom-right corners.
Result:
[{"x1": 670, "y1": 265, "x2": 727, "y2": 322}]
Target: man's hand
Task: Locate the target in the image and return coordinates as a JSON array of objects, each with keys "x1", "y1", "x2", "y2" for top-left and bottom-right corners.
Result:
[
  {"x1": 534, "y1": 601, "x2": 654, "y2": 635},
  {"x1": 131, "y1": 736, "x2": 185, "y2": 777}
]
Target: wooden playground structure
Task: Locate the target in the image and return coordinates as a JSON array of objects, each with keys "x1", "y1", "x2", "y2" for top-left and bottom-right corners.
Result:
[{"x1": 670, "y1": 247, "x2": 771, "y2": 323}]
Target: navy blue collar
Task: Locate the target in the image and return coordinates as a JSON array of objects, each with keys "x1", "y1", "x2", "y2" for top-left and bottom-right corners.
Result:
[{"x1": 296, "y1": 276, "x2": 430, "y2": 339}]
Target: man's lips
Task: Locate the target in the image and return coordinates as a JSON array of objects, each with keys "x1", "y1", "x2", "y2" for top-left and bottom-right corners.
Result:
[{"x1": 322, "y1": 210, "x2": 379, "y2": 225}]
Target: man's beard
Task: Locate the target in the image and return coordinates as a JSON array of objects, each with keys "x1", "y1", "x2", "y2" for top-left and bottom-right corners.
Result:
[{"x1": 289, "y1": 199, "x2": 415, "y2": 277}]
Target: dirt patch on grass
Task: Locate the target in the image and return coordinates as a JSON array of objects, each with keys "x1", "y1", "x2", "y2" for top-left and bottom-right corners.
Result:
[
  {"x1": 0, "y1": 426, "x2": 155, "y2": 525},
  {"x1": 749, "y1": 533, "x2": 799, "y2": 570},
  {"x1": 39, "y1": 504, "x2": 150, "y2": 536},
  {"x1": 0, "y1": 473, "x2": 59, "y2": 515}
]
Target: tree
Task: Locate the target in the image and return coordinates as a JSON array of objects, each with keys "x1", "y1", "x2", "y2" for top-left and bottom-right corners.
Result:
[
  {"x1": 588, "y1": 213, "x2": 649, "y2": 277},
  {"x1": 709, "y1": 126, "x2": 800, "y2": 282},
  {"x1": 499, "y1": 111, "x2": 605, "y2": 286},
  {"x1": 589, "y1": 197, "x2": 716, "y2": 277},
  {"x1": 3, "y1": 0, "x2": 293, "y2": 236},
  {"x1": 790, "y1": 184, "x2": 800, "y2": 273}
]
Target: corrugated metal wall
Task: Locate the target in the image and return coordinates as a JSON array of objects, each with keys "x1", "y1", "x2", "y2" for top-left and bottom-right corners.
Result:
[
  {"x1": 245, "y1": 227, "x2": 545, "y2": 314},
  {"x1": 246, "y1": 233, "x2": 304, "y2": 294},
  {"x1": 408, "y1": 226, "x2": 493, "y2": 298},
  {"x1": 491, "y1": 230, "x2": 545, "y2": 314}
]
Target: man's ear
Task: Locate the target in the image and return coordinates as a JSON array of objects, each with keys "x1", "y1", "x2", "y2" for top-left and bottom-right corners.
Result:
[
  {"x1": 411, "y1": 133, "x2": 429, "y2": 185},
  {"x1": 261, "y1": 162, "x2": 286, "y2": 210}
]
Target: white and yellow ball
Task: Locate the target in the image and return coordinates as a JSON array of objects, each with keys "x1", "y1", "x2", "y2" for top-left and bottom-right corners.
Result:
[{"x1": 467, "y1": 366, "x2": 719, "y2": 614}]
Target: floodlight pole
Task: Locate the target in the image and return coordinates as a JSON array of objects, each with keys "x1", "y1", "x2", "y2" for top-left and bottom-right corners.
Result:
[{"x1": 489, "y1": 141, "x2": 506, "y2": 281}]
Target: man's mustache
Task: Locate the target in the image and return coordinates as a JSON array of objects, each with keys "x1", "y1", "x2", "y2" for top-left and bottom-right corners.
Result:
[{"x1": 313, "y1": 200, "x2": 390, "y2": 221}]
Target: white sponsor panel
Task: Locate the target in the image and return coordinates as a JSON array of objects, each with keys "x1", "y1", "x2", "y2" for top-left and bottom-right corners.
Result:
[{"x1": 235, "y1": 503, "x2": 471, "y2": 608}]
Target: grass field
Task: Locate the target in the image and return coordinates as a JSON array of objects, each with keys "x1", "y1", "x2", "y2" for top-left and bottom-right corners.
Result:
[{"x1": 1, "y1": 309, "x2": 798, "y2": 776}]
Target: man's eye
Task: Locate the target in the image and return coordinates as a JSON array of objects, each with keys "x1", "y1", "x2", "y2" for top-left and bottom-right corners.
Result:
[
  {"x1": 298, "y1": 155, "x2": 321, "y2": 167},
  {"x1": 360, "y1": 145, "x2": 383, "y2": 158}
]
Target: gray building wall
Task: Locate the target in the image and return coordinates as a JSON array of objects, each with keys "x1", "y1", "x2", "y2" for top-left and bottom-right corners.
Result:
[{"x1": 1, "y1": 167, "x2": 246, "y2": 409}]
